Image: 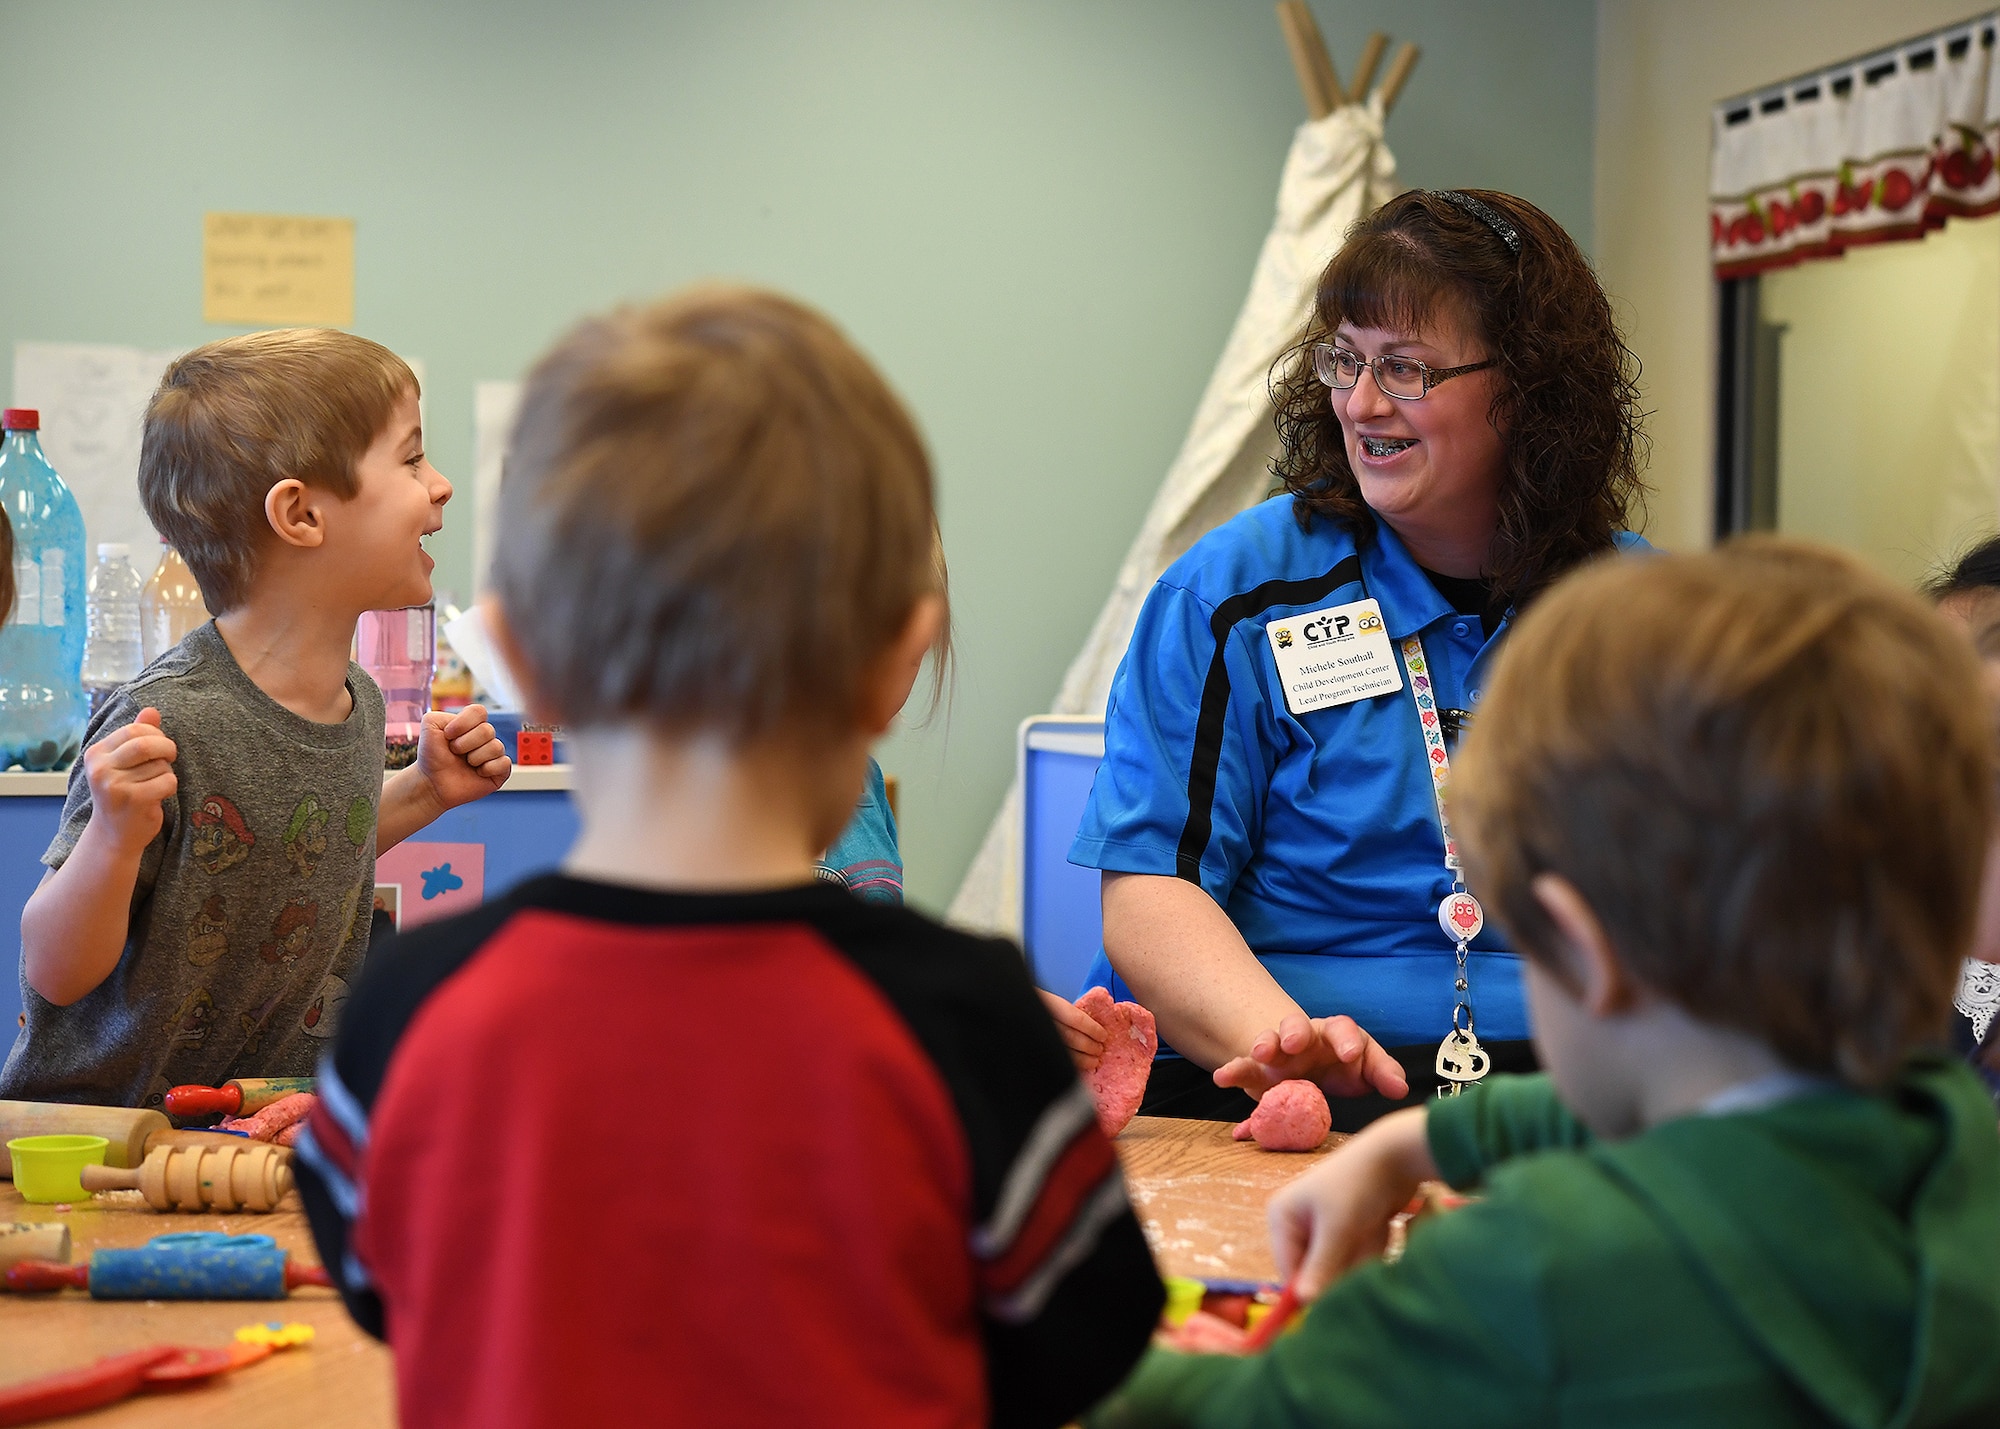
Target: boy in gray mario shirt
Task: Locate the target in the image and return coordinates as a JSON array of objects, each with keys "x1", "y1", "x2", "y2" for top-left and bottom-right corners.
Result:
[{"x1": 0, "y1": 330, "x2": 511, "y2": 1109}]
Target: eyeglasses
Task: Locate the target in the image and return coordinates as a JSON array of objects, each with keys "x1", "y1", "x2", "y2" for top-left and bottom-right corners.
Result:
[{"x1": 1313, "y1": 343, "x2": 1496, "y2": 401}]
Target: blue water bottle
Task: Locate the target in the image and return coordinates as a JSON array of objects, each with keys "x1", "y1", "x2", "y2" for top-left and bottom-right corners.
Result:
[{"x1": 0, "y1": 408, "x2": 89, "y2": 770}]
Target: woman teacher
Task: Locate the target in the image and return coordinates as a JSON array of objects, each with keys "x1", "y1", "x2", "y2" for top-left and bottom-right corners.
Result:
[{"x1": 1071, "y1": 189, "x2": 1648, "y2": 1126}]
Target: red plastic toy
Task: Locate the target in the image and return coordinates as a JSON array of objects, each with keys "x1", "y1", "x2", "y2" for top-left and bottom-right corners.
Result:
[
  {"x1": 0, "y1": 1340, "x2": 275, "y2": 1425},
  {"x1": 516, "y1": 730, "x2": 554, "y2": 765}
]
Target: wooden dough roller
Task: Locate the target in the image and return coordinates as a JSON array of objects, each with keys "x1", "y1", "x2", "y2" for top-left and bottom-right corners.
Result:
[
  {"x1": 0, "y1": 1222, "x2": 71, "y2": 1271},
  {"x1": 79, "y1": 1141, "x2": 293, "y2": 1213},
  {"x1": 0, "y1": 1100, "x2": 247, "y2": 1176}
]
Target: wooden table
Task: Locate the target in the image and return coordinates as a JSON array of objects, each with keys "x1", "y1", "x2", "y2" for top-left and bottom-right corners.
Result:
[
  {"x1": 0, "y1": 1183, "x2": 393, "y2": 1426},
  {"x1": 1115, "y1": 1116, "x2": 1346, "y2": 1283},
  {"x1": 0, "y1": 1116, "x2": 1340, "y2": 1424}
]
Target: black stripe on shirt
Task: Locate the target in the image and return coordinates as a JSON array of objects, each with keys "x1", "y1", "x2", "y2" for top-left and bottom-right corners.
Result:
[
  {"x1": 1174, "y1": 554, "x2": 1363, "y2": 882},
  {"x1": 295, "y1": 875, "x2": 1162, "y2": 1425}
]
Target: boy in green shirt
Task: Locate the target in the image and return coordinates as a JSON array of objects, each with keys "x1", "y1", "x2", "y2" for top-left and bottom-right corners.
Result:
[{"x1": 1090, "y1": 538, "x2": 2000, "y2": 1428}]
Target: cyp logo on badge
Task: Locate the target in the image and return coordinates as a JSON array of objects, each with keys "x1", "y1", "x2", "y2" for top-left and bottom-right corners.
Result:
[
  {"x1": 1302, "y1": 612, "x2": 1353, "y2": 644},
  {"x1": 1267, "y1": 597, "x2": 1403, "y2": 717}
]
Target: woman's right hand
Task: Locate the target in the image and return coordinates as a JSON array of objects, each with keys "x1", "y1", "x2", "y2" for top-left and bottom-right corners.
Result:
[
  {"x1": 1267, "y1": 1105, "x2": 1437, "y2": 1299},
  {"x1": 1212, "y1": 1012, "x2": 1409, "y2": 1101}
]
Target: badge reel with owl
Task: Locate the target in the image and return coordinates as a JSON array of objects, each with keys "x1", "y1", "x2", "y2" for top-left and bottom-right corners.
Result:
[{"x1": 1399, "y1": 635, "x2": 1490, "y2": 1096}]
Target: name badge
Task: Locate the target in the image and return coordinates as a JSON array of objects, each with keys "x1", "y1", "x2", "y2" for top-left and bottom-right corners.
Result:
[{"x1": 1265, "y1": 599, "x2": 1402, "y2": 716}]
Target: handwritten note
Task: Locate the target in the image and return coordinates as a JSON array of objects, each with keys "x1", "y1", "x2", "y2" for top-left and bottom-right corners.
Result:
[{"x1": 203, "y1": 213, "x2": 355, "y2": 326}]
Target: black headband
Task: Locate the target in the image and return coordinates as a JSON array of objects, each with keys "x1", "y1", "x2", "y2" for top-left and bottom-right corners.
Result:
[{"x1": 1429, "y1": 189, "x2": 1522, "y2": 256}]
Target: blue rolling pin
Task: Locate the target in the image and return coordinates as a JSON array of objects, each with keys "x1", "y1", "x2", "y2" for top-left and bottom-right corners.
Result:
[{"x1": 5, "y1": 1232, "x2": 331, "y2": 1298}]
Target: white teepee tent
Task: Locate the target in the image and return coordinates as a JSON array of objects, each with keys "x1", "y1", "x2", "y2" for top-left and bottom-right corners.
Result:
[{"x1": 949, "y1": 8, "x2": 1418, "y2": 934}]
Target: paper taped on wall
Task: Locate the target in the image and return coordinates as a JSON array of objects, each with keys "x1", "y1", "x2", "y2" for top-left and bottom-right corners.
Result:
[
  {"x1": 13, "y1": 342, "x2": 180, "y2": 582},
  {"x1": 203, "y1": 213, "x2": 356, "y2": 327},
  {"x1": 472, "y1": 380, "x2": 522, "y2": 603}
]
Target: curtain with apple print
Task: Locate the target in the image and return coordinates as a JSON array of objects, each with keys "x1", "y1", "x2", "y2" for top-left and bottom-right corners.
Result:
[{"x1": 1710, "y1": 15, "x2": 1999, "y2": 279}]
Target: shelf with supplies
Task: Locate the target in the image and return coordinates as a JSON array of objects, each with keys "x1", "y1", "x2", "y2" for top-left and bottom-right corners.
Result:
[
  {"x1": 0, "y1": 765, "x2": 579, "y2": 1054},
  {"x1": 0, "y1": 765, "x2": 574, "y2": 796}
]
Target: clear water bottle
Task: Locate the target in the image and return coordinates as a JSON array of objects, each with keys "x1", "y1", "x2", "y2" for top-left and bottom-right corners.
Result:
[
  {"x1": 81, "y1": 543, "x2": 146, "y2": 718},
  {"x1": 140, "y1": 538, "x2": 210, "y2": 663},
  {"x1": 0, "y1": 409, "x2": 88, "y2": 770},
  {"x1": 356, "y1": 604, "x2": 435, "y2": 770}
]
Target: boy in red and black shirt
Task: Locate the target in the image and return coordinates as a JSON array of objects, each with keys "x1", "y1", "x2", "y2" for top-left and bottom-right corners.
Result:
[{"x1": 296, "y1": 289, "x2": 1162, "y2": 1427}]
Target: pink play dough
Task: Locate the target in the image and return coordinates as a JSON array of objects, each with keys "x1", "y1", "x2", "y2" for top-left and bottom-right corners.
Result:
[
  {"x1": 1076, "y1": 986, "x2": 1157, "y2": 1137},
  {"x1": 1231, "y1": 1079, "x2": 1331, "y2": 1151},
  {"x1": 219, "y1": 1091, "x2": 317, "y2": 1143}
]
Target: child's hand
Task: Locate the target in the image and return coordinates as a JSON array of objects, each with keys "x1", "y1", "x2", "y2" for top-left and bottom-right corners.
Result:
[
  {"x1": 414, "y1": 704, "x2": 512, "y2": 811},
  {"x1": 1039, "y1": 988, "x2": 1107, "y2": 1072},
  {"x1": 1266, "y1": 1106, "x2": 1437, "y2": 1299},
  {"x1": 24, "y1": 708, "x2": 177, "y2": 1006},
  {"x1": 82, "y1": 708, "x2": 178, "y2": 850},
  {"x1": 1213, "y1": 1013, "x2": 1409, "y2": 1101}
]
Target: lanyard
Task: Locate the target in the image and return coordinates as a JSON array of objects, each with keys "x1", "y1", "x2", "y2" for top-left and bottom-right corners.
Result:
[
  {"x1": 1397, "y1": 633, "x2": 1490, "y2": 1094},
  {"x1": 1398, "y1": 634, "x2": 1461, "y2": 877}
]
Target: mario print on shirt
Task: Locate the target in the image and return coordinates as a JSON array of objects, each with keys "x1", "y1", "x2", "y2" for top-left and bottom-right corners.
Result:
[
  {"x1": 189, "y1": 795, "x2": 255, "y2": 875},
  {"x1": 167, "y1": 988, "x2": 216, "y2": 1048},
  {"x1": 302, "y1": 973, "x2": 351, "y2": 1040},
  {"x1": 258, "y1": 893, "x2": 319, "y2": 967},
  {"x1": 345, "y1": 795, "x2": 373, "y2": 849},
  {"x1": 186, "y1": 894, "x2": 229, "y2": 967},
  {"x1": 285, "y1": 795, "x2": 330, "y2": 878}
]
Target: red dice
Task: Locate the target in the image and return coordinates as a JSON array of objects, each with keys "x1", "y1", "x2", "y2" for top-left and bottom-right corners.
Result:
[{"x1": 516, "y1": 730, "x2": 554, "y2": 766}]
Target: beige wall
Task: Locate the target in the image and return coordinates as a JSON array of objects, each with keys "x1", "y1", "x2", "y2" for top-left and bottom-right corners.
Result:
[{"x1": 1593, "y1": 0, "x2": 1989, "y2": 551}]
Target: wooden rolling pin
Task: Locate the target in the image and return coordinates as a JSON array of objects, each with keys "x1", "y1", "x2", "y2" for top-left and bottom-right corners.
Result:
[
  {"x1": 162, "y1": 1078, "x2": 313, "y2": 1119},
  {"x1": 80, "y1": 1141, "x2": 293, "y2": 1214},
  {"x1": 0, "y1": 1222, "x2": 71, "y2": 1272},
  {"x1": 0, "y1": 1101, "x2": 265, "y2": 1178}
]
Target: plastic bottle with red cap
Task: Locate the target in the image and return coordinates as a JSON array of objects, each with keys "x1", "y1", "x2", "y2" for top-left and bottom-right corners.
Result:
[{"x1": 0, "y1": 408, "x2": 90, "y2": 770}]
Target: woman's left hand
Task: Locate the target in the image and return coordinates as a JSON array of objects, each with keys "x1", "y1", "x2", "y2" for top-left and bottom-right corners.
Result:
[{"x1": 1212, "y1": 1012, "x2": 1409, "y2": 1101}]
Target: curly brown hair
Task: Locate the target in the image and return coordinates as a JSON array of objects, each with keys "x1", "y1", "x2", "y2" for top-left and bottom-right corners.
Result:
[{"x1": 1271, "y1": 189, "x2": 1649, "y2": 610}]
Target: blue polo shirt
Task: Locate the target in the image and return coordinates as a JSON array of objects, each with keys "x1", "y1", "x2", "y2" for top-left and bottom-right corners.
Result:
[{"x1": 1072, "y1": 494, "x2": 1641, "y2": 1049}]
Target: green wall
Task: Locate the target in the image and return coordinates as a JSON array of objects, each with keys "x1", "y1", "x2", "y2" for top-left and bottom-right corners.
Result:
[{"x1": 0, "y1": 0, "x2": 1597, "y2": 911}]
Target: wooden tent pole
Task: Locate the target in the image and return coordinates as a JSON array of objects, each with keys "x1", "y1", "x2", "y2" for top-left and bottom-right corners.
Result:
[
  {"x1": 1348, "y1": 32, "x2": 1388, "y2": 103},
  {"x1": 1295, "y1": 4, "x2": 1346, "y2": 113},
  {"x1": 1378, "y1": 42, "x2": 1421, "y2": 115},
  {"x1": 1275, "y1": 1, "x2": 1334, "y2": 119}
]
